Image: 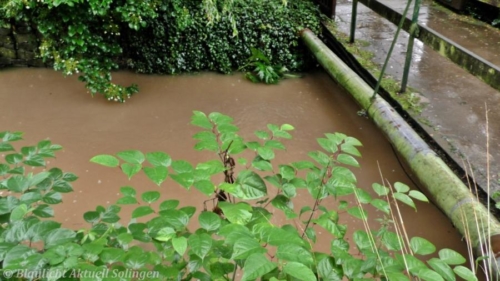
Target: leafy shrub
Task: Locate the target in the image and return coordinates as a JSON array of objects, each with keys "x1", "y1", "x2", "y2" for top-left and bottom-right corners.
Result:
[
  {"x1": 0, "y1": 113, "x2": 480, "y2": 281},
  {"x1": 1, "y1": 0, "x2": 321, "y2": 101},
  {"x1": 124, "y1": 0, "x2": 321, "y2": 75}
]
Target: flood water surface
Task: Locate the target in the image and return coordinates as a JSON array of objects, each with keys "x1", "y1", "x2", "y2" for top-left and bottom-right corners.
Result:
[{"x1": 1, "y1": 68, "x2": 471, "y2": 268}]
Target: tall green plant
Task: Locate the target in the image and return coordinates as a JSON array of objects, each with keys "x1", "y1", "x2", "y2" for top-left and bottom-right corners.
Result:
[{"x1": 0, "y1": 112, "x2": 480, "y2": 280}]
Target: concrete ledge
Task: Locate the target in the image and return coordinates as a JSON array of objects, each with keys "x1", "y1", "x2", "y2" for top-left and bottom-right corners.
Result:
[{"x1": 358, "y1": 0, "x2": 500, "y2": 91}]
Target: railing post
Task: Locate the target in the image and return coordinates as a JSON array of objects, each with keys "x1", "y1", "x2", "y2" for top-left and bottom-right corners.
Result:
[
  {"x1": 350, "y1": 0, "x2": 358, "y2": 43},
  {"x1": 400, "y1": 0, "x2": 421, "y2": 93}
]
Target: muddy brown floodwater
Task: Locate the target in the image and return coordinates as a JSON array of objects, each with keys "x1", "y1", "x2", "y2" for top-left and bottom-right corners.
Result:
[{"x1": 0, "y1": 68, "x2": 478, "y2": 276}]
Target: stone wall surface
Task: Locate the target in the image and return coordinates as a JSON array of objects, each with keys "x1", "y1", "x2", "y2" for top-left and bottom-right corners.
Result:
[{"x1": 0, "y1": 21, "x2": 47, "y2": 68}]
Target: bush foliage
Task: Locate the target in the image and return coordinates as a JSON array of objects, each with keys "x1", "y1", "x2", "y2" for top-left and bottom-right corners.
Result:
[
  {"x1": 124, "y1": 0, "x2": 321, "y2": 75},
  {"x1": 0, "y1": 112, "x2": 480, "y2": 281},
  {"x1": 0, "y1": 0, "x2": 321, "y2": 102}
]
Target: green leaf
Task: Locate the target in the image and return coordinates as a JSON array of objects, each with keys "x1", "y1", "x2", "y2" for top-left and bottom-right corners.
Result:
[
  {"x1": 370, "y1": 199, "x2": 390, "y2": 214},
  {"x1": 10, "y1": 204, "x2": 28, "y2": 222},
  {"x1": 6, "y1": 153, "x2": 23, "y2": 164},
  {"x1": 191, "y1": 111, "x2": 213, "y2": 129},
  {"x1": 393, "y1": 193, "x2": 416, "y2": 210},
  {"x1": 373, "y1": 183, "x2": 389, "y2": 196},
  {"x1": 100, "y1": 248, "x2": 125, "y2": 264},
  {"x1": 279, "y1": 165, "x2": 295, "y2": 180},
  {"x1": 283, "y1": 261, "x2": 316, "y2": 281},
  {"x1": 265, "y1": 227, "x2": 304, "y2": 246},
  {"x1": 0, "y1": 142, "x2": 14, "y2": 152},
  {"x1": 44, "y1": 228, "x2": 76, "y2": 249},
  {"x1": 347, "y1": 206, "x2": 367, "y2": 220},
  {"x1": 453, "y1": 266, "x2": 477, "y2": 281},
  {"x1": 394, "y1": 182, "x2": 410, "y2": 193},
  {"x1": 120, "y1": 186, "x2": 136, "y2": 197},
  {"x1": 280, "y1": 124, "x2": 294, "y2": 131},
  {"x1": 199, "y1": 211, "x2": 221, "y2": 231},
  {"x1": 117, "y1": 196, "x2": 138, "y2": 205},
  {"x1": 317, "y1": 257, "x2": 342, "y2": 280},
  {"x1": 409, "y1": 190, "x2": 429, "y2": 202},
  {"x1": 252, "y1": 159, "x2": 273, "y2": 171},
  {"x1": 209, "y1": 112, "x2": 233, "y2": 125},
  {"x1": 231, "y1": 237, "x2": 266, "y2": 260},
  {"x1": 90, "y1": 155, "x2": 119, "y2": 167},
  {"x1": 276, "y1": 244, "x2": 314, "y2": 265},
  {"x1": 33, "y1": 204, "x2": 54, "y2": 218},
  {"x1": 121, "y1": 163, "x2": 142, "y2": 179},
  {"x1": 173, "y1": 160, "x2": 195, "y2": 174},
  {"x1": 241, "y1": 253, "x2": 277, "y2": 281},
  {"x1": 416, "y1": 268, "x2": 445, "y2": 281},
  {"x1": 62, "y1": 172, "x2": 78, "y2": 182},
  {"x1": 218, "y1": 202, "x2": 253, "y2": 225},
  {"x1": 160, "y1": 200, "x2": 179, "y2": 210},
  {"x1": 188, "y1": 233, "x2": 212, "y2": 259},
  {"x1": 154, "y1": 227, "x2": 176, "y2": 242},
  {"x1": 385, "y1": 272, "x2": 410, "y2": 281},
  {"x1": 141, "y1": 191, "x2": 160, "y2": 204},
  {"x1": 83, "y1": 211, "x2": 100, "y2": 223},
  {"x1": 439, "y1": 249, "x2": 466, "y2": 265},
  {"x1": 337, "y1": 153, "x2": 360, "y2": 167},
  {"x1": 194, "y1": 180, "x2": 215, "y2": 196},
  {"x1": 117, "y1": 150, "x2": 145, "y2": 164},
  {"x1": 143, "y1": 166, "x2": 168, "y2": 185},
  {"x1": 255, "y1": 130, "x2": 270, "y2": 140},
  {"x1": 146, "y1": 152, "x2": 171, "y2": 167},
  {"x1": 410, "y1": 237, "x2": 436, "y2": 255},
  {"x1": 235, "y1": 170, "x2": 267, "y2": 200},
  {"x1": 171, "y1": 172, "x2": 194, "y2": 189},
  {"x1": 265, "y1": 140, "x2": 285, "y2": 151},
  {"x1": 427, "y1": 258, "x2": 455, "y2": 281},
  {"x1": 43, "y1": 191, "x2": 62, "y2": 204},
  {"x1": 132, "y1": 206, "x2": 154, "y2": 219},
  {"x1": 6, "y1": 175, "x2": 29, "y2": 192},
  {"x1": 340, "y1": 143, "x2": 361, "y2": 157},
  {"x1": 257, "y1": 147, "x2": 275, "y2": 160},
  {"x1": 172, "y1": 236, "x2": 188, "y2": 256}
]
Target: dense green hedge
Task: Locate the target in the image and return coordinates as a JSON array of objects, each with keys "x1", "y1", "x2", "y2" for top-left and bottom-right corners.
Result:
[{"x1": 124, "y1": 0, "x2": 322, "y2": 74}]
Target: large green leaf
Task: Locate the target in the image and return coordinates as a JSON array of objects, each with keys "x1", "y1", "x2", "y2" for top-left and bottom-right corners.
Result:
[
  {"x1": 44, "y1": 228, "x2": 77, "y2": 249},
  {"x1": 416, "y1": 268, "x2": 444, "y2": 281},
  {"x1": 160, "y1": 209, "x2": 190, "y2": 230},
  {"x1": 141, "y1": 191, "x2": 161, "y2": 204},
  {"x1": 235, "y1": 170, "x2": 267, "y2": 200},
  {"x1": 193, "y1": 180, "x2": 215, "y2": 196},
  {"x1": 117, "y1": 150, "x2": 145, "y2": 164},
  {"x1": 438, "y1": 249, "x2": 466, "y2": 265},
  {"x1": 231, "y1": 237, "x2": 266, "y2": 260},
  {"x1": 172, "y1": 236, "x2": 188, "y2": 256},
  {"x1": 410, "y1": 237, "x2": 436, "y2": 255},
  {"x1": 160, "y1": 199, "x2": 179, "y2": 210},
  {"x1": 276, "y1": 244, "x2": 314, "y2": 265},
  {"x1": 90, "y1": 155, "x2": 119, "y2": 167},
  {"x1": 3, "y1": 245, "x2": 37, "y2": 269},
  {"x1": 283, "y1": 261, "x2": 316, "y2": 281},
  {"x1": 241, "y1": 253, "x2": 277, "y2": 281},
  {"x1": 393, "y1": 193, "x2": 416, "y2": 210},
  {"x1": 188, "y1": 233, "x2": 212, "y2": 259},
  {"x1": 143, "y1": 166, "x2": 168, "y2": 185},
  {"x1": 191, "y1": 111, "x2": 213, "y2": 129},
  {"x1": 317, "y1": 257, "x2": 343, "y2": 281},
  {"x1": 427, "y1": 258, "x2": 455, "y2": 281},
  {"x1": 171, "y1": 172, "x2": 194, "y2": 189},
  {"x1": 453, "y1": 266, "x2": 477, "y2": 281},
  {"x1": 132, "y1": 206, "x2": 154, "y2": 219},
  {"x1": 198, "y1": 211, "x2": 221, "y2": 231},
  {"x1": 257, "y1": 147, "x2": 274, "y2": 160},
  {"x1": 121, "y1": 163, "x2": 142, "y2": 179},
  {"x1": 146, "y1": 152, "x2": 172, "y2": 167},
  {"x1": 218, "y1": 202, "x2": 252, "y2": 225},
  {"x1": 100, "y1": 248, "x2": 125, "y2": 264}
]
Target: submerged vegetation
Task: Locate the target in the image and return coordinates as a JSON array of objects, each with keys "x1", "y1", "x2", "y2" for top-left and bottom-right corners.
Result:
[
  {"x1": 0, "y1": 0, "x2": 321, "y2": 102},
  {"x1": 0, "y1": 112, "x2": 485, "y2": 280}
]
